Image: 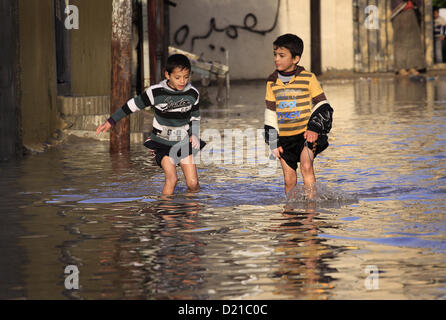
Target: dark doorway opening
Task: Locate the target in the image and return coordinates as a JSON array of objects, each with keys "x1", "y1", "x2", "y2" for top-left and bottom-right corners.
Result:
[
  {"x1": 311, "y1": 0, "x2": 322, "y2": 76},
  {"x1": 54, "y1": 0, "x2": 72, "y2": 95}
]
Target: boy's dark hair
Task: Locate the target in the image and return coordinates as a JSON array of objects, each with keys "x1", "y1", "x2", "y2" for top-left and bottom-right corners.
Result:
[
  {"x1": 166, "y1": 54, "x2": 191, "y2": 74},
  {"x1": 433, "y1": 6, "x2": 439, "y2": 12},
  {"x1": 273, "y1": 34, "x2": 304, "y2": 58}
]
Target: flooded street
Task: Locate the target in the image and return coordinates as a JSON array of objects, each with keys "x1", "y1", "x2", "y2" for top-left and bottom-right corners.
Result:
[{"x1": 1, "y1": 76, "x2": 445, "y2": 300}]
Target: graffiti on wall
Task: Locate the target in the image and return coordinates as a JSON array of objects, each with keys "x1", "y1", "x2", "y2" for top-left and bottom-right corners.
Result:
[{"x1": 173, "y1": 0, "x2": 281, "y2": 52}]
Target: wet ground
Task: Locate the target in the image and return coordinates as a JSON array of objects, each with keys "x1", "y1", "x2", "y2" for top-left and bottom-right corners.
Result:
[{"x1": 0, "y1": 76, "x2": 445, "y2": 300}]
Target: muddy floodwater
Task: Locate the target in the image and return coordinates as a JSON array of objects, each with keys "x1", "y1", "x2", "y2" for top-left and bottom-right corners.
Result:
[{"x1": 1, "y1": 76, "x2": 445, "y2": 300}]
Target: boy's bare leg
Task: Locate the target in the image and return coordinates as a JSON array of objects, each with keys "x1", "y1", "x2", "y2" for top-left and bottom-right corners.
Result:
[
  {"x1": 300, "y1": 146, "x2": 316, "y2": 198},
  {"x1": 280, "y1": 158, "x2": 297, "y2": 195},
  {"x1": 161, "y1": 156, "x2": 178, "y2": 195},
  {"x1": 180, "y1": 155, "x2": 200, "y2": 193}
]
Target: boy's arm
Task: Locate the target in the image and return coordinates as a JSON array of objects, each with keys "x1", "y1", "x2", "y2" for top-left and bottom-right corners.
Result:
[
  {"x1": 307, "y1": 74, "x2": 334, "y2": 135},
  {"x1": 107, "y1": 88, "x2": 154, "y2": 127},
  {"x1": 188, "y1": 90, "x2": 201, "y2": 138},
  {"x1": 264, "y1": 82, "x2": 280, "y2": 150}
]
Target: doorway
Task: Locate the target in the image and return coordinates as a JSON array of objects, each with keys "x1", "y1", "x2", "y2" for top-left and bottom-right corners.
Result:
[{"x1": 54, "y1": 0, "x2": 72, "y2": 95}]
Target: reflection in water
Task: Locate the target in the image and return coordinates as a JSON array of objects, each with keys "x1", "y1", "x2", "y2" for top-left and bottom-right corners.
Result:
[
  {"x1": 269, "y1": 203, "x2": 340, "y2": 300},
  {"x1": 136, "y1": 197, "x2": 207, "y2": 299},
  {"x1": 0, "y1": 76, "x2": 445, "y2": 299}
]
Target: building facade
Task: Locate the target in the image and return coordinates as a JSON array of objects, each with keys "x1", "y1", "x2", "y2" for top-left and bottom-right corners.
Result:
[
  {"x1": 0, "y1": 0, "x2": 438, "y2": 160},
  {"x1": 170, "y1": 0, "x2": 437, "y2": 78}
]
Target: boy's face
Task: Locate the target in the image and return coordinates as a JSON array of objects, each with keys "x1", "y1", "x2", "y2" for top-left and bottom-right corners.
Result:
[
  {"x1": 434, "y1": 10, "x2": 439, "y2": 18},
  {"x1": 274, "y1": 46, "x2": 300, "y2": 73},
  {"x1": 165, "y1": 67, "x2": 191, "y2": 91}
]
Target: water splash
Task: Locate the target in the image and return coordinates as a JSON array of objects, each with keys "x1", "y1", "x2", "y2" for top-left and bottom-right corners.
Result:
[{"x1": 286, "y1": 182, "x2": 358, "y2": 208}]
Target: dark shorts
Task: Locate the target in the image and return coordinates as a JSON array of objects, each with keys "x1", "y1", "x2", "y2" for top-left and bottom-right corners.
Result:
[
  {"x1": 144, "y1": 138, "x2": 206, "y2": 168},
  {"x1": 279, "y1": 133, "x2": 328, "y2": 171}
]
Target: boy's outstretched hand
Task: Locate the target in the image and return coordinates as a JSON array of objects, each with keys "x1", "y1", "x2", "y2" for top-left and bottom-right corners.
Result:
[
  {"x1": 304, "y1": 130, "x2": 318, "y2": 143},
  {"x1": 96, "y1": 121, "x2": 112, "y2": 135}
]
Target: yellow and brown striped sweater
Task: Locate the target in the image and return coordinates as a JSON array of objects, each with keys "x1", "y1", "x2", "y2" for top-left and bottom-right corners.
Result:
[{"x1": 264, "y1": 66, "x2": 329, "y2": 138}]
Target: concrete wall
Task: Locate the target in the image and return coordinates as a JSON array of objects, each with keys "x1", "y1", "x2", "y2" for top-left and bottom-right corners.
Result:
[
  {"x1": 169, "y1": 0, "x2": 311, "y2": 80},
  {"x1": 71, "y1": 0, "x2": 112, "y2": 96},
  {"x1": 18, "y1": 0, "x2": 60, "y2": 150},
  {"x1": 278, "y1": 0, "x2": 312, "y2": 71},
  {"x1": 321, "y1": 0, "x2": 354, "y2": 72},
  {"x1": 170, "y1": 0, "x2": 355, "y2": 79}
]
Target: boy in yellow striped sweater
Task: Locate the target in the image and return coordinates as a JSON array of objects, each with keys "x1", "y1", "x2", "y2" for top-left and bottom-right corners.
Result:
[{"x1": 264, "y1": 34, "x2": 333, "y2": 197}]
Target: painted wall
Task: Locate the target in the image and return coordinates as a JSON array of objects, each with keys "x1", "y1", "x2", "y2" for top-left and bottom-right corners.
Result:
[
  {"x1": 278, "y1": 0, "x2": 312, "y2": 70},
  {"x1": 441, "y1": 8, "x2": 446, "y2": 20},
  {"x1": 321, "y1": 0, "x2": 354, "y2": 72},
  {"x1": 169, "y1": 0, "x2": 311, "y2": 80},
  {"x1": 170, "y1": 0, "x2": 356, "y2": 79},
  {"x1": 18, "y1": 0, "x2": 59, "y2": 149},
  {"x1": 71, "y1": 0, "x2": 112, "y2": 96}
]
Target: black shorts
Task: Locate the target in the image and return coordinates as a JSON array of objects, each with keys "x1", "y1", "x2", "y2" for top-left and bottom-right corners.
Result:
[
  {"x1": 279, "y1": 133, "x2": 328, "y2": 171},
  {"x1": 144, "y1": 138, "x2": 206, "y2": 168}
]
